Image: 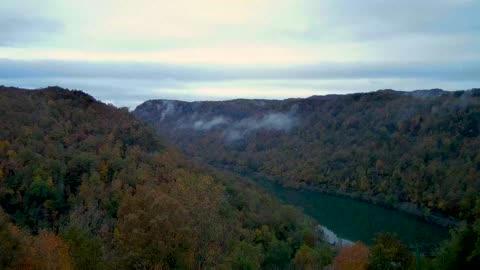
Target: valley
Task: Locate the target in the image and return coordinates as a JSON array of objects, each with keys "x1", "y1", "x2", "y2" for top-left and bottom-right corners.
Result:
[
  {"x1": 134, "y1": 89, "x2": 480, "y2": 222},
  {"x1": 1, "y1": 86, "x2": 479, "y2": 269},
  {"x1": 2, "y1": 1, "x2": 480, "y2": 269},
  {"x1": 249, "y1": 172, "x2": 448, "y2": 250}
]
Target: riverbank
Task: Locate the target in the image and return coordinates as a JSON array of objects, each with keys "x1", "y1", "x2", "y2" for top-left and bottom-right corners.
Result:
[
  {"x1": 317, "y1": 225, "x2": 354, "y2": 249},
  {"x1": 280, "y1": 179, "x2": 459, "y2": 228},
  {"x1": 202, "y1": 161, "x2": 449, "y2": 250},
  {"x1": 211, "y1": 163, "x2": 458, "y2": 228}
]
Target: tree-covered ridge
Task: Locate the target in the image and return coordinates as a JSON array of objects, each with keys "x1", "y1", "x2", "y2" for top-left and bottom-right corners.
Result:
[
  {"x1": 134, "y1": 89, "x2": 480, "y2": 220},
  {"x1": 0, "y1": 86, "x2": 330, "y2": 269},
  {"x1": 0, "y1": 86, "x2": 478, "y2": 269}
]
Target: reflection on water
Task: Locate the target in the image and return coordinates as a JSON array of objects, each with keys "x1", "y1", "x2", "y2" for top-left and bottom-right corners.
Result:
[{"x1": 252, "y1": 175, "x2": 449, "y2": 249}]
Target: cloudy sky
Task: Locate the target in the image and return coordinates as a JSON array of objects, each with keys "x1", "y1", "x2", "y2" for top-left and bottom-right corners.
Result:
[{"x1": 1, "y1": 0, "x2": 480, "y2": 108}]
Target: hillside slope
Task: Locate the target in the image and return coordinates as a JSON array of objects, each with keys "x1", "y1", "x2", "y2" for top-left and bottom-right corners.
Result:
[
  {"x1": 0, "y1": 86, "x2": 327, "y2": 269},
  {"x1": 134, "y1": 89, "x2": 480, "y2": 220}
]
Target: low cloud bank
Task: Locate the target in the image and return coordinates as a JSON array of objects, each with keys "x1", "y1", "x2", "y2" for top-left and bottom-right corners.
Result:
[
  {"x1": 223, "y1": 112, "x2": 296, "y2": 141},
  {"x1": 193, "y1": 116, "x2": 227, "y2": 130},
  {"x1": 169, "y1": 109, "x2": 297, "y2": 141},
  {"x1": 159, "y1": 101, "x2": 175, "y2": 121},
  {"x1": 237, "y1": 113, "x2": 295, "y2": 131}
]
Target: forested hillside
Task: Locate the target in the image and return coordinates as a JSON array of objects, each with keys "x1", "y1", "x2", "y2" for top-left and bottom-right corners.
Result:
[
  {"x1": 1, "y1": 86, "x2": 478, "y2": 269},
  {"x1": 0, "y1": 86, "x2": 330, "y2": 269},
  {"x1": 132, "y1": 89, "x2": 480, "y2": 269},
  {"x1": 134, "y1": 89, "x2": 480, "y2": 221}
]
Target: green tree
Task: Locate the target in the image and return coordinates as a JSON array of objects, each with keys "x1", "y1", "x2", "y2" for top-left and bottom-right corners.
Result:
[
  {"x1": 367, "y1": 233, "x2": 414, "y2": 270},
  {"x1": 434, "y1": 222, "x2": 480, "y2": 270},
  {"x1": 61, "y1": 226, "x2": 106, "y2": 270},
  {"x1": 294, "y1": 244, "x2": 333, "y2": 270},
  {"x1": 228, "y1": 241, "x2": 263, "y2": 270},
  {"x1": 0, "y1": 210, "x2": 22, "y2": 269},
  {"x1": 262, "y1": 239, "x2": 293, "y2": 268}
]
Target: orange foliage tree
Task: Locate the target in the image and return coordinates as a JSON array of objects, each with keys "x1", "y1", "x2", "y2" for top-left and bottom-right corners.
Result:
[
  {"x1": 333, "y1": 242, "x2": 370, "y2": 270},
  {"x1": 28, "y1": 231, "x2": 73, "y2": 270}
]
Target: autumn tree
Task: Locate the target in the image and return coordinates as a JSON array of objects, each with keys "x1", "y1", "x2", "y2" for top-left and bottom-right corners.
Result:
[
  {"x1": 62, "y1": 226, "x2": 106, "y2": 270},
  {"x1": 0, "y1": 86, "x2": 340, "y2": 268},
  {"x1": 334, "y1": 242, "x2": 370, "y2": 270},
  {"x1": 433, "y1": 199, "x2": 480, "y2": 270},
  {"x1": 0, "y1": 210, "x2": 22, "y2": 269},
  {"x1": 227, "y1": 241, "x2": 263, "y2": 270},
  {"x1": 294, "y1": 244, "x2": 334, "y2": 270},
  {"x1": 115, "y1": 185, "x2": 195, "y2": 269},
  {"x1": 367, "y1": 233, "x2": 414, "y2": 270},
  {"x1": 28, "y1": 231, "x2": 73, "y2": 270}
]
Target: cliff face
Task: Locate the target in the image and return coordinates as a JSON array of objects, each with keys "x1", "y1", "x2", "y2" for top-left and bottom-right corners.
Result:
[{"x1": 134, "y1": 89, "x2": 480, "y2": 218}]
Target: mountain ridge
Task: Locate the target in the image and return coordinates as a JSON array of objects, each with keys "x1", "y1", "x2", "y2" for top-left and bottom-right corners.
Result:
[
  {"x1": 134, "y1": 88, "x2": 460, "y2": 107},
  {"x1": 134, "y1": 87, "x2": 480, "y2": 221},
  {"x1": 0, "y1": 86, "x2": 327, "y2": 269}
]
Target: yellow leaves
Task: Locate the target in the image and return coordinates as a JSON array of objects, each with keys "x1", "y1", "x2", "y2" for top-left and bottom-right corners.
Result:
[
  {"x1": 438, "y1": 199, "x2": 448, "y2": 211},
  {"x1": 7, "y1": 150, "x2": 16, "y2": 159},
  {"x1": 359, "y1": 176, "x2": 370, "y2": 192},
  {"x1": 116, "y1": 185, "x2": 192, "y2": 267},
  {"x1": 114, "y1": 227, "x2": 121, "y2": 238},
  {"x1": 294, "y1": 244, "x2": 333, "y2": 270},
  {"x1": 254, "y1": 225, "x2": 274, "y2": 246},
  {"x1": 115, "y1": 175, "x2": 230, "y2": 268},
  {"x1": 47, "y1": 176, "x2": 54, "y2": 187},
  {"x1": 99, "y1": 161, "x2": 109, "y2": 182},
  {"x1": 0, "y1": 140, "x2": 9, "y2": 152},
  {"x1": 23, "y1": 127, "x2": 33, "y2": 137},
  {"x1": 294, "y1": 245, "x2": 316, "y2": 270}
]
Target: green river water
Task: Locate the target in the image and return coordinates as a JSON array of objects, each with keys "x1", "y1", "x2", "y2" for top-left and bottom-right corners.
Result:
[{"x1": 251, "y1": 175, "x2": 449, "y2": 250}]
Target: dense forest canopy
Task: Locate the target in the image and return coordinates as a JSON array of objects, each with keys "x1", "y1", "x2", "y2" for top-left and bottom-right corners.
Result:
[
  {"x1": 134, "y1": 89, "x2": 480, "y2": 221},
  {"x1": 1, "y1": 86, "x2": 479, "y2": 269},
  {"x1": 0, "y1": 86, "x2": 331, "y2": 269}
]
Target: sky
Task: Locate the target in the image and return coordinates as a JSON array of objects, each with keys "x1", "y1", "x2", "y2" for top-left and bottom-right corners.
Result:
[{"x1": 1, "y1": 0, "x2": 480, "y2": 108}]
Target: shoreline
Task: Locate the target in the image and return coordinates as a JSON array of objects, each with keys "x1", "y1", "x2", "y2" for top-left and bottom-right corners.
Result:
[
  {"x1": 285, "y1": 180, "x2": 459, "y2": 228},
  {"x1": 317, "y1": 225, "x2": 354, "y2": 249},
  {"x1": 208, "y1": 162, "x2": 459, "y2": 229}
]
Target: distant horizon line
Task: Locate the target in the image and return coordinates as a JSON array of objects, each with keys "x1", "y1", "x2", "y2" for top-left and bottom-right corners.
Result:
[{"x1": 2, "y1": 84, "x2": 479, "y2": 106}]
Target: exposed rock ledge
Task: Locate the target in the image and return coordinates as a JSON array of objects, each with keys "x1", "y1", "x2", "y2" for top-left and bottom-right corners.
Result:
[{"x1": 317, "y1": 225, "x2": 354, "y2": 249}]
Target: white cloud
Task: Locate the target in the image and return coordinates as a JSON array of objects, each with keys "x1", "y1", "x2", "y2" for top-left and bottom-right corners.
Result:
[
  {"x1": 2, "y1": 0, "x2": 479, "y2": 65},
  {"x1": 0, "y1": 45, "x2": 360, "y2": 65},
  {"x1": 1, "y1": 0, "x2": 479, "y2": 104},
  {"x1": 193, "y1": 117, "x2": 228, "y2": 130}
]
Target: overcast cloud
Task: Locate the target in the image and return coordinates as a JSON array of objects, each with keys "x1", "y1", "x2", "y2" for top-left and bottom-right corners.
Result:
[{"x1": 1, "y1": 0, "x2": 479, "y2": 108}]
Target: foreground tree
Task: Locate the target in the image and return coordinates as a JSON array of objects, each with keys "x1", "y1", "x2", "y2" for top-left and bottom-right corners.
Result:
[
  {"x1": 367, "y1": 233, "x2": 414, "y2": 270},
  {"x1": 61, "y1": 226, "x2": 106, "y2": 270},
  {"x1": 294, "y1": 244, "x2": 334, "y2": 270},
  {"x1": 433, "y1": 219, "x2": 480, "y2": 269},
  {"x1": 28, "y1": 231, "x2": 73, "y2": 270},
  {"x1": 0, "y1": 210, "x2": 22, "y2": 269},
  {"x1": 334, "y1": 242, "x2": 370, "y2": 270}
]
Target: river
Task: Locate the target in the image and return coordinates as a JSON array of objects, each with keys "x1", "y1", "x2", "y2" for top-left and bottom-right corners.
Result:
[{"x1": 250, "y1": 174, "x2": 449, "y2": 251}]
